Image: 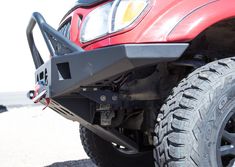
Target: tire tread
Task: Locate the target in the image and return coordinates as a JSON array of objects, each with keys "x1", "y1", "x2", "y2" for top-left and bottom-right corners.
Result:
[{"x1": 154, "y1": 58, "x2": 235, "y2": 166}]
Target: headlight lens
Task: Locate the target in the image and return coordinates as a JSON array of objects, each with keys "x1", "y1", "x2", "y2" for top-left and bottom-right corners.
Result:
[
  {"x1": 110, "y1": 0, "x2": 149, "y2": 32},
  {"x1": 80, "y1": 2, "x2": 113, "y2": 43},
  {"x1": 80, "y1": 0, "x2": 149, "y2": 43}
]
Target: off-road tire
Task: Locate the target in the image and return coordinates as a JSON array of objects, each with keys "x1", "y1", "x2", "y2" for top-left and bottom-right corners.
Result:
[
  {"x1": 154, "y1": 58, "x2": 235, "y2": 167},
  {"x1": 80, "y1": 125, "x2": 154, "y2": 167}
]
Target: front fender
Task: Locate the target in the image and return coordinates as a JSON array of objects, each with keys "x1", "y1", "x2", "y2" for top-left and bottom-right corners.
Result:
[
  {"x1": 167, "y1": 0, "x2": 235, "y2": 42},
  {"x1": 135, "y1": 0, "x2": 219, "y2": 43}
]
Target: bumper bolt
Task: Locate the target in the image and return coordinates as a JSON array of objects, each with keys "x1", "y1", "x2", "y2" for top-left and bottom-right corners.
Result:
[
  {"x1": 93, "y1": 88, "x2": 98, "y2": 91},
  {"x1": 100, "y1": 95, "x2": 107, "y2": 102}
]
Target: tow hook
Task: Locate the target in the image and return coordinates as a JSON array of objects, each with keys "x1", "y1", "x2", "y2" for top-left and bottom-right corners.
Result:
[
  {"x1": 27, "y1": 81, "x2": 50, "y2": 109},
  {"x1": 31, "y1": 89, "x2": 47, "y2": 103},
  {"x1": 27, "y1": 81, "x2": 50, "y2": 110}
]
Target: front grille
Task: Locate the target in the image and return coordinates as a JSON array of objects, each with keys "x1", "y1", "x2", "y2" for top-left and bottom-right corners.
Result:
[
  {"x1": 58, "y1": 20, "x2": 71, "y2": 39},
  {"x1": 51, "y1": 20, "x2": 72, "y2": 55}
]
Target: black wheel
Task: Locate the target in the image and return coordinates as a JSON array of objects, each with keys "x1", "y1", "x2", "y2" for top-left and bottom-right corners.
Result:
[
  {"x1": 80, "y1": 125, "x2": 154, "y2": 167},
  {"x1": 154, "y1": 58, "x2": 235, "y2": 167},
  {"x1": 217, "y1": 109, "x2": 235, "y2": 166}
]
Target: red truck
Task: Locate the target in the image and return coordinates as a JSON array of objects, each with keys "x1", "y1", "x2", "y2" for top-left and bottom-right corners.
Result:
[{"x1": 27, "y1": 0, "x2": 235, "y2": 166}]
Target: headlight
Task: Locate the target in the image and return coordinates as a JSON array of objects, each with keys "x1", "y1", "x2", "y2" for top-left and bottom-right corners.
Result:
[
  {"x1": 110, "y1": 0, "x2": 149, "y2": 32},
  {"x1": 80, "y1": 0, "x2": 150, "y2": 43},
  {"x1": 80, "y1": 2, "x2": 113, "y2": 43}
]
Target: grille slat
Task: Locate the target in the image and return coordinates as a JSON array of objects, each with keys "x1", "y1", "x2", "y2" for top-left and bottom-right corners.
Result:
[
  {"x1": 52, "y1": 20, "x2": 72, "y2": 55},
  {"x1": 58, "y1": 21, "x2": 71, "y2": 40}
]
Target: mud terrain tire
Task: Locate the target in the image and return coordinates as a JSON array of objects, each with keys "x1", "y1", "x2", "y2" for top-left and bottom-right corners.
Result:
[{"x1": 154, "y1": 58, "x2": 235, "y2": 167}]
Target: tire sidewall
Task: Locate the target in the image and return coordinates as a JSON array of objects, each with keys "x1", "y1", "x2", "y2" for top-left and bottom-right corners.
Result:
[{"x1": 197, "y1": 72, "x2": 235, "y2": 167}]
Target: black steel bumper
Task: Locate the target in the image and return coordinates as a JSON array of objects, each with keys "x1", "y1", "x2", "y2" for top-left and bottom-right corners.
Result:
[
  {"x1": 26, "y1": 12, "x2": 189, "y2": 151},
  {"x1": 27, "y1": 12, "x2": 189, "y2": 98}
]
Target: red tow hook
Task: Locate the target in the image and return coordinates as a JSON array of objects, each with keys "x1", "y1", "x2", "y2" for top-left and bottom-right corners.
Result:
[{"x1": 27, "y1": 81, "x2": 50, "y2": 110}]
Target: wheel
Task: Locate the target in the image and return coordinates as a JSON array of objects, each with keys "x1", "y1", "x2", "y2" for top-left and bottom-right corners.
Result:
[
  {"x1": 154, "y1": 58, "x2": 235, "y2": 167},
  {"x1": 79, "y1": 125, "x2": 154, "y2": 167}
]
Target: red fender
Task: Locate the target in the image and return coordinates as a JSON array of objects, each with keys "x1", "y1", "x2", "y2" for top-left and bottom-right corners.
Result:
[
  {"x1": 167, "y1": 0, "x2": 235, "y2": 42},
  {"x1": 134, "y1": 0, "x2": 219, "y2": 42}
]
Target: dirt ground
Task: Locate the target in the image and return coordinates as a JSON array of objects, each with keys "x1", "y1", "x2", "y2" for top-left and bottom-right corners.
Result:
[{"x1": 0, "y1": 106, "x2": 96, "y2": 167}]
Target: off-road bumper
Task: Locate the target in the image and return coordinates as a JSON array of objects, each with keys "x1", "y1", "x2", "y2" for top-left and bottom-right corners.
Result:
[
  {"x1": 27, "y1": 12, "x2": 189, "y2": 98},
  {"x1": 26, "y1": 12, "x2": 189, "y2": 151}
]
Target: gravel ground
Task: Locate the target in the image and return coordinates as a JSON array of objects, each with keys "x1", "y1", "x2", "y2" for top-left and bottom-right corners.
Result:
[{"x1": 0, "y1": 106, "x2": 96, "y2": 167}]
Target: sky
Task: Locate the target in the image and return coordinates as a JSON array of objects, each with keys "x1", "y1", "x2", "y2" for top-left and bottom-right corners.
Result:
[{"x1": 0, "y1": 0, "x2": 75, "y2": 92}]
